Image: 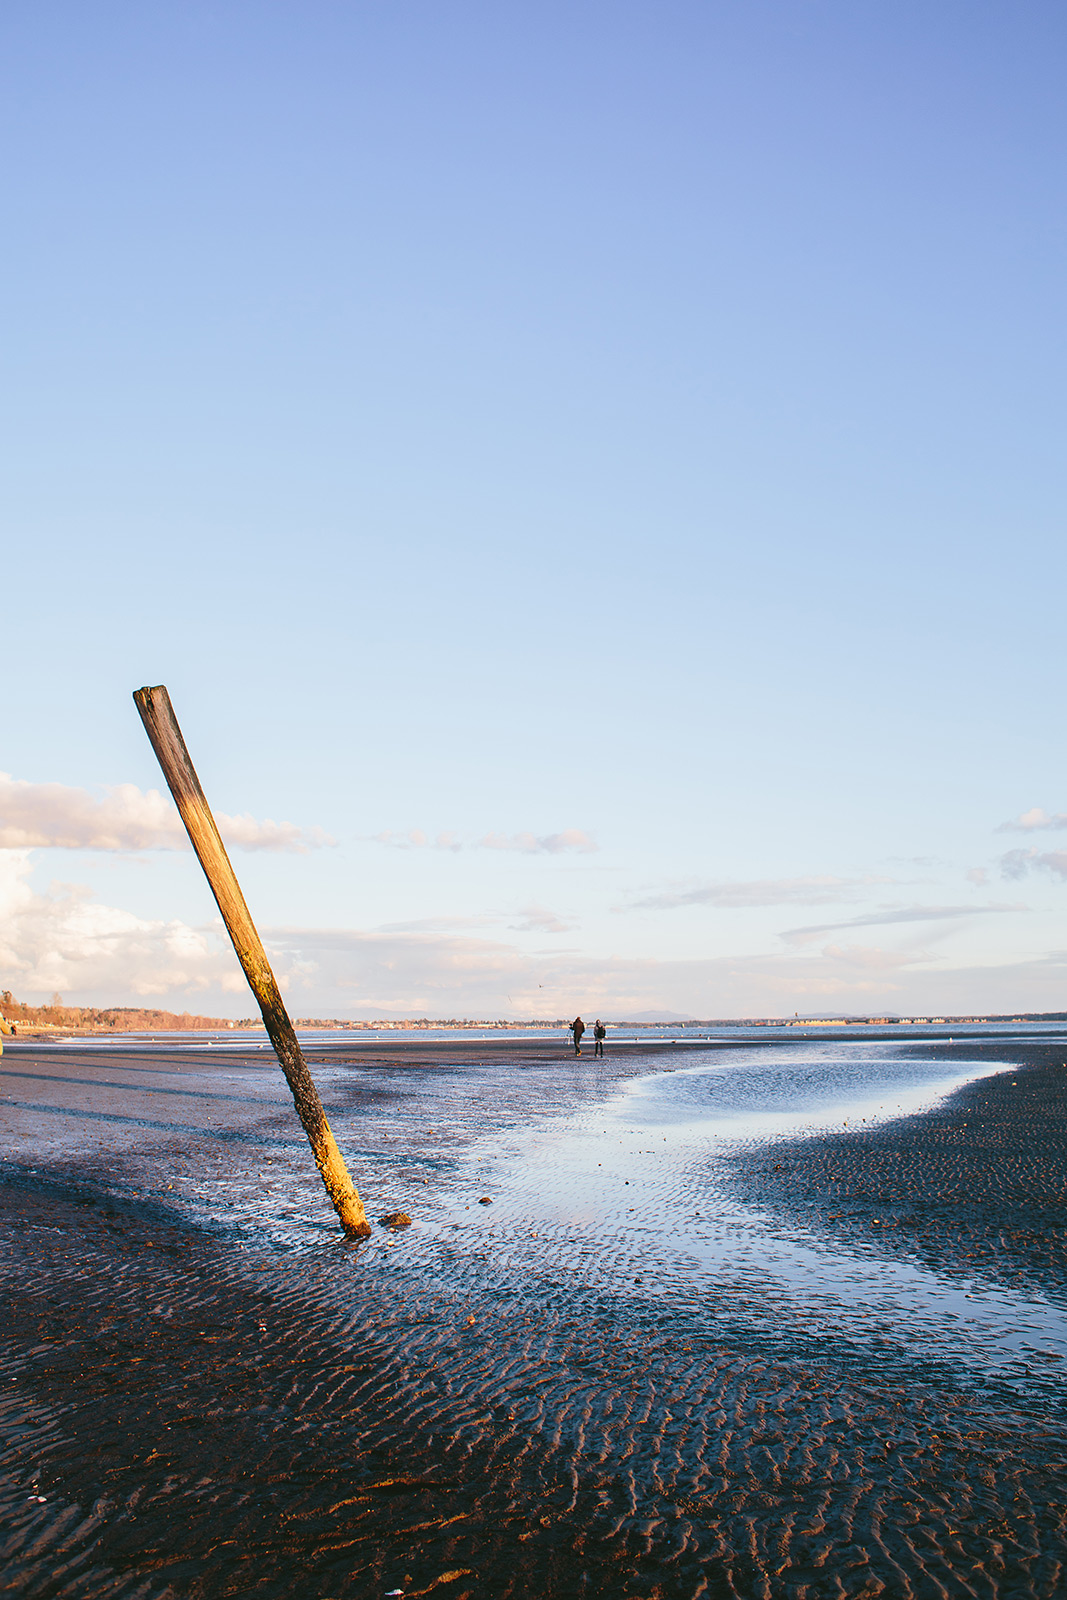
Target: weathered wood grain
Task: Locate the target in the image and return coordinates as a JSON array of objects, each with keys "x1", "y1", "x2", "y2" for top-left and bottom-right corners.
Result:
[{"x1": 133, "y1": 683, "x2": 371, "y2": 1237}]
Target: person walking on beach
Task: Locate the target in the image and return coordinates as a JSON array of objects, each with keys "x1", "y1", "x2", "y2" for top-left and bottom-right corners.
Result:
[
  {"x1": 593, "y1": 1019, "x2": 606, "y2": 1057},
  {"x1": 570, "y1": 1016, "x2": 585, "y2": 1055}
]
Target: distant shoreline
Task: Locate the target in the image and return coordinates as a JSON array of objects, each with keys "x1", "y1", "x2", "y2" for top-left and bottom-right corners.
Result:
[{"x1": 6, "y1": 1017, "x2": 1067, "y2": 1045}]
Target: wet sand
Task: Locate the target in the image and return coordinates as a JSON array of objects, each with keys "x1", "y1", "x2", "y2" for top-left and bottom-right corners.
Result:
[{"x1": 2, "y1": 1034, "x2": 1067, "y2": 1598}]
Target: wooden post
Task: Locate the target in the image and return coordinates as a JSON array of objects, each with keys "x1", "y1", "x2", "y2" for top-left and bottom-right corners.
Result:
[{"x1": 133, "y1": 684, "x2": 372, "y2": 1238}]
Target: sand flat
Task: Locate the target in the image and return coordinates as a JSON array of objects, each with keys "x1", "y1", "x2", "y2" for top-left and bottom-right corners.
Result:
[{"x1": 2, "y1": 1032, "x2": 1066, "y2": 1597}]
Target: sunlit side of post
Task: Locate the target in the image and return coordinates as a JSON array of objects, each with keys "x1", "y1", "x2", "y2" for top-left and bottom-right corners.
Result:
[{"x1": 133, "y1": 684, "x2": 371, "y2": 1238}]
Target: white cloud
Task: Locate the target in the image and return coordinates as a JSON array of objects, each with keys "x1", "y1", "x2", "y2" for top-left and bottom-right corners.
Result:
[
  {"x1": 780, "y1": 903, "x2": 1027, "y2": 946},
  {"x1": 0, "y1": 853, "x2": 1061, "y2": 1019},
  {"x1": 625, "y1": 875, "x2": 878, "y2": 912},
  {"x1": 999, "y1": 848, "x2": 1067, "y2": 882},
  {"x1": 376, "y1": 914, "x2": 497, "y2": 933},
  {"x1": 371, "y1": 827, "x2": 596, "y2": 855},
  {"x1": 0, "y1": 772, "x2": 331, "y2": 853},
  {"x1": 478, "y1": 830, "x2": 596, "y2": 855},
  {"x1": 216, "y1": 812, "x2": 333, "y2": 853},
  {"x1": 373, "y1": 830, "x2": 463, "y2": 852},
  {"x1": 820, "y1": 943, "x2": 926, "y2": 970},
  {"x1": 508, "y1": 904, "x2": 576, "y2": 934},
  {"x1": 0, "y1": 852, "x2": 247, "y2": 1001},
  {"x1": 367, "y1": 906, "x2": 576, "y2": 936},
  {"x1": 998, "y1": 807, "x2": 1067, "y2": 833},
  {"x1": 258, "y1": 924, "x2": 1067, "y2": 1018},
  {"x1": 965, "y1": 867, "x2": 988, "y2": 886}
]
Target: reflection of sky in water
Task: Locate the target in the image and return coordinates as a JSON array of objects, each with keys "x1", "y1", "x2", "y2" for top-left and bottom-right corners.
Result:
[
  {"x1": 435, "y1": 1048, "x2": 1067, "y2": 1400},
  {"x1": 620, "y1": 1048, "x2": 1012, "y2": 1137},
  {"x1": 170, "y1": 1042, "x2": 1066, "y2": 1407}
]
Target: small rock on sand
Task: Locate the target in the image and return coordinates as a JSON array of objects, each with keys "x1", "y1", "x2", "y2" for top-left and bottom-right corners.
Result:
[{"x1": 379, "y1": 1212, "x2": 412, "y2": 1228}]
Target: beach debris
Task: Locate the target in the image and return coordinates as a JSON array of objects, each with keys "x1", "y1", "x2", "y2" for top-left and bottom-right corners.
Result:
[
  {"x1": 478, "y1": 1196, "x2": 492, "y2": 1205},
  {"x1": 379, "y1": 1212, "x2": 412, "y2": 1228},
  {"x1": 133, "y1": 685, "x2": 372, "y2": 1239}
]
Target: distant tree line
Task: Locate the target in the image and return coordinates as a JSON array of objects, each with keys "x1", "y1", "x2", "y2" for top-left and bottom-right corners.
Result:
[{"x1": 0, "y1": 990, "x2": 255, "y2": 1031}]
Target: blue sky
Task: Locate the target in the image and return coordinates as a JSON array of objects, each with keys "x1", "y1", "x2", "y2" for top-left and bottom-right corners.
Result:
[{"x1": 2, "y1": 1, "x2": 1065, "y2": 1018}]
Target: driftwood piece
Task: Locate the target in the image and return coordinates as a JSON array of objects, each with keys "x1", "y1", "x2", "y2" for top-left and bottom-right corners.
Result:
[{"x1": 133, "y1": 684, "x2": 371, "y2": 1238}]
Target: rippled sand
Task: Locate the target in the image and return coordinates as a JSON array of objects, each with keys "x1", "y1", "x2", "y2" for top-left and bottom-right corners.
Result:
[{"x1": 2, "y1": 1033, "x2": 1067, "y2": 1598}]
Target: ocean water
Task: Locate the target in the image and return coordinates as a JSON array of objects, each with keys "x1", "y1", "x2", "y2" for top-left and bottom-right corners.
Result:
[
  {"x1": 29, "y1": 1018, "x2": 1067, "y2": 1050},
  {"x1": 436, "y1": 1048, "x2": 1067, "y2": 1394}
]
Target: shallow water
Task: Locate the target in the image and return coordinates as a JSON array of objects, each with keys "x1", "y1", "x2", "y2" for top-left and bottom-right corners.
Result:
[
  {"x1": 13, "y1": 1036, "x2": 1065, "y2": 1401},
  {"x1": 460, "y1": 1052, "x2": 1065, "y2": 1368},
  {"x1": 160, "y1": 1043, "x2": 1066, "y2": 1408}
]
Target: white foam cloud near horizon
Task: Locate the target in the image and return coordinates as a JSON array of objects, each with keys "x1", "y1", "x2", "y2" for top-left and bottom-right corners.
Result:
[
  {"x1": 780, "y1": 903, "x2": 1028, "y2": 946},
  {"x1": 0, "y1": 850, "x2": 247, "y2": 1001},
  {"x1": 1, "y1": 847, "x2": 1062, "y2": 1020},
  {"x1": 0, "y1": 778, "x2": 1062, "y2": 1017},
  {"x1": 0, "y1": 772, "x2": 332, "y2": 854},
  {"x1": 999, "y1": 848, "x2": 1067, "y2": 882},
  {"x1": 998, "y1": 808, "x2": 1067, "y2": 833},
  {"x1": 373, "y1": 827, "x2": 596, "y2": 855},
  {"x1": 624, "y1": 875, "x2": 883, "y2": 912}
]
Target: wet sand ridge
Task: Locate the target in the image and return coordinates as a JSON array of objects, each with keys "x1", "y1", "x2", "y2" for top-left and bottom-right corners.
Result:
[{"x1": 2, "y1": 1033, "x2": 1067, "y2": 1598}]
